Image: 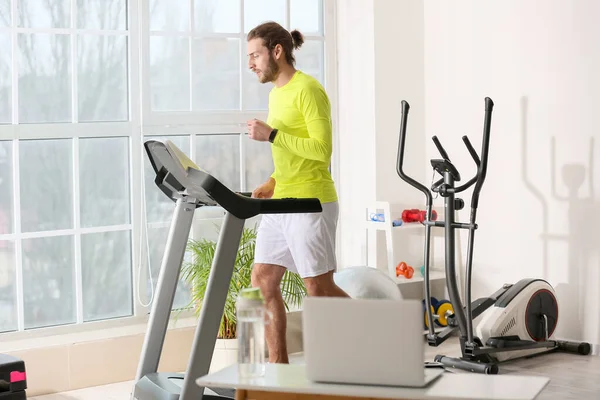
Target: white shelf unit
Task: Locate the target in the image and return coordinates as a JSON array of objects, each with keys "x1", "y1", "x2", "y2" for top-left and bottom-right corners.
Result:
[
  {"x1": 364, "y1": 201, "x2": 446, "y2": 286},
  {"x1": 365, "y1": 202, "x2": 458, "y2": 335}
]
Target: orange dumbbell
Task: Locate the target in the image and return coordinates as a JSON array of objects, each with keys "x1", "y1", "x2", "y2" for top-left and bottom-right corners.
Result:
[{"x1": 395, "y1": 261, "x2": 414, "y2": 279}]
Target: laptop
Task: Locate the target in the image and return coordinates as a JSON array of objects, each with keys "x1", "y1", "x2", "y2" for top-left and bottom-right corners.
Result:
[{"x1": 302, "y1": 297, "x2": 444, "y2": 387}]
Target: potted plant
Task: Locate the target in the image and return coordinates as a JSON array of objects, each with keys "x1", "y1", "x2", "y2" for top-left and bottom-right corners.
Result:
[{"x1": 180, "y1": 224, "x2": 307, "y2": 371}]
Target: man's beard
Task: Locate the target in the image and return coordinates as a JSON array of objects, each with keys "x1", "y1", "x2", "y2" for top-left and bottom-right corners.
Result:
[{"x1": 259, "y1": 55, "x2": 280, "y2": 83}]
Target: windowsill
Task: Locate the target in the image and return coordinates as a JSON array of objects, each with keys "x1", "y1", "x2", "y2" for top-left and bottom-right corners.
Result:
[
  {"x1": 0, "y1": 306, "x2": 303, "y2": 354},
  {"x1": 0, "y1": 315, "x2": 199, "y2": 353}
]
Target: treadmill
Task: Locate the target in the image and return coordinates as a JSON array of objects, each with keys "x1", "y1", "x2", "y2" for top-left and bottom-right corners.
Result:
[{"x1": 132, "y1": 139, "x2": 322, "y2": 400}]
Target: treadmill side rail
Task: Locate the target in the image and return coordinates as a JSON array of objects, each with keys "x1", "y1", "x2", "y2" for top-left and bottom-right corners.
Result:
[
  {"x1": 135, "y1": 198, "x2": 196, "y2": 381},
  {"x1": 179, "y1": 213, "x2": 245, "y2": 399}
]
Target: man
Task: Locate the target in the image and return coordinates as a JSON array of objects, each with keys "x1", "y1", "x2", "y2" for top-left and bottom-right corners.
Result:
[{"x1": 246, "y1": 21, "x2": 350, "y2": 364}]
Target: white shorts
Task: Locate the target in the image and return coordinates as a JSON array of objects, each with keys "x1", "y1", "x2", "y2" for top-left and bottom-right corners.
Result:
[{"x1": 254, "y1": 201, "x2": 338, "y2": 278}]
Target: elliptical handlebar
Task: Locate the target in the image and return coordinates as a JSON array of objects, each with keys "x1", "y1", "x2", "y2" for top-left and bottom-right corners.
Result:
[
  {"x1": 453, "y1": 135, "x2": 481, "y2": 193},
  {"x1": 454, "y1": 133, "x2": 485, "y2": 192},
  {"x1": 396, "y1": 100, "x2": 434, "y2": 207},
  {"x1": 432, "y1": 136, "x2": 451, "y2": 162},
  {"x1": 396, "y1": 97, "x2": 494, "y2": 202},
  {"x1": 462, "y1": 136, "x2": 481, "y2": 167},
  {"x1": 470, "y1": 97, "x2": 494, "y2": 208}
]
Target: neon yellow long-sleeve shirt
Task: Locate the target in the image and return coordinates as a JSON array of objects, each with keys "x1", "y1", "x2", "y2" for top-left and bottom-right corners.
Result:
[{"x1": 266, "y1": 70, "x2": 338, "y2": 204}]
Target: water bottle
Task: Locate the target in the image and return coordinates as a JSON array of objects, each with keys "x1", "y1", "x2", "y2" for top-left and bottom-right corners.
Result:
[{"x1": 236, "y1": 287, "x2": 272, "y2": 378}]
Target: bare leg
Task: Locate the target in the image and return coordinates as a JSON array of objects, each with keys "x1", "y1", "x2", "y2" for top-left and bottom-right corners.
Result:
[
  {"x1": 304, "y1": 271, "x2": 350, "y2": 298},
  {"x1": 251, "y1": 263, "x2": 288, "y2": 363}
]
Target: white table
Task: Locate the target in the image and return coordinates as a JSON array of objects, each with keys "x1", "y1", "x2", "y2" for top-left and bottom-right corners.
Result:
[{"x1": 196, "y1": 364, "x2": 550, "y2": 400}]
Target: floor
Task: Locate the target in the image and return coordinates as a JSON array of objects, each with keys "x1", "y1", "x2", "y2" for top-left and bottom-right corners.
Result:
[
  {"x1": 30, "y1": 380, "x2": 134, "y2": 400},
  {"x1": 30, "y1": 337, "x2": 600, "y2": 400},
  {"x1": 423, "y1": 337, "x2": 600, "y2": 400}
]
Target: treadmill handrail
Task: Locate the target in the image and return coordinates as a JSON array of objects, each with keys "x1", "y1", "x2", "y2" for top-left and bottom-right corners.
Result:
[
  {"x1": 145, "y1": 139, "x2": 323, "y2": 219},
  {"x1": 186, "y1": 168, "x2": 322, "y2": 218}
]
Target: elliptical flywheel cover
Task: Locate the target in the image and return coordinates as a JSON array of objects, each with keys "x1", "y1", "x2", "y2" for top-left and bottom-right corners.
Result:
[{"x1": 525, "y1": 289, "x2": 558, "y2": 341}]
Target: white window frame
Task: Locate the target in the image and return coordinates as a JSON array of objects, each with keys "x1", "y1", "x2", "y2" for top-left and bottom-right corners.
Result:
[
  {"x1": 139, "y1": 0, "x2": 266, "y2": 130},
  {"x1": 0, "y1": 0, "x2": 147, "y2": 341},
  {"x1": 0, "y1": 0, "x2": 339, "y2": 342}
]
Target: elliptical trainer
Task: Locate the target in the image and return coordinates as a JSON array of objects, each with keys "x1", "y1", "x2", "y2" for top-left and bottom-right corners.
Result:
[{"x1": 396, "y1": 97, "x2": 591, "y2": 374}]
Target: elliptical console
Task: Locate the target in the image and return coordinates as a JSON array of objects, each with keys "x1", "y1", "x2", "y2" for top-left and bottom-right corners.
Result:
[{"x1": 396, "y1": 98, "x2": 591, "y2": 374}]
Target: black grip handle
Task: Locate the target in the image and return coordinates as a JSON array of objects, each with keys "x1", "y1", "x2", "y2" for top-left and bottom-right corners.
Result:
[
  {"x1": 471, "y1": 97, "x2": 494, "y2": 208},
  {"x1": 402, "y1": 99, "x2": 410, "y2": 114},
  {"x1": 396, "y1": 100, "x2": 433, "y2": 208},
  {"x1": 259, "y1": 198, "x2": 322, "y2": 214},
  {"x1": 432, "y1": 136, "x2": 451, "y2": 161},
  {"x1": 457, "y1": 135, "x2": 480, "y2": 193},
  {"x1": 462, "y1": 136, "x2": 480, "y2": 167}
]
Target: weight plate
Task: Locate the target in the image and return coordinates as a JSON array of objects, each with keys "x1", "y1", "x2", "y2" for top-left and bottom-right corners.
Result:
[{"x1": 436, "y1": 302, "x2": 454, "y2": 327}]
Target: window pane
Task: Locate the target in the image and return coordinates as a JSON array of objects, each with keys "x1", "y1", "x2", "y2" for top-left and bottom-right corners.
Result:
[
  {"x1": 295, "y1": 40, "x2": 324, "y2": 85},
  {"x1": 195, "y1": 134, "x2": 240, "y2": 192},
  {"x1": 147, "y1": 225, "x2": 191, "y2": 310},
  {"x1": 150, "y1": 36, "x2": 190, "y2": 111},
  {"x1": 18, "y1": 0, "x2": 70, "y2": 29},
  {"x1": 77, "y1": 0, "x2": 127, "y2": 30},
  {"x1": 82, "y1": 230, "x2": 132, "y2": 322},
  {"x1": 18, "y1": 34, "x2": 71, "y2": 123},
  {"x1": 150, "y1": 0, "x2": 189, "y2": 32},
  {"x1": 290, "y1": 0, "x2": 322, "y2": 35},
  {"x1": 23, "y1": 235, "x2": 75, "y2": 329},
  {"x1": 78, "y1": 35, "x2": 128, "y2": 122},
  {"x1": 192, "y1": 38, "x2": 240, "y2": 110},
  {"x1": 0, "y1": 141, "x2": 13, "y2": 234},
  {"x1": 80, "y1": 137, "x2": 130, "y2": 228},
  {"x1": 0, "y1": 240, "x2": 16, "y2": 333},
  {"x1": 244, "y1": 136, "x2": 273, "y2": 192},
  {"x1": 0, "y1": 34, "x2": 10, "y2": 123},
  {"x1": 195, "y1": 0, "x2": 239, "y2": 34},
  {"x1": 244, "y1": 0, "x2": 286, "y2": 32},
  {"x1": 20, "y1": 139, "x2": 73, "y2": 233},
  {"x1": 243, "y1": 68, "x2": 271, "y2": 110},
  {"x1": 143, "y1": 135, "x2": 190, "y2": 223},
  {"x1": 0, "y1": 0, "x2": 10, "y2": 27}
]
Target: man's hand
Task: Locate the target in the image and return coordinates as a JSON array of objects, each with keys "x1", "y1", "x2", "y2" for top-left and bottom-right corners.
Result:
[
  {"x1": 247, "y1": 119, "x2": 272, "y2": 142},
  {"x1": 252, "y1": 178, "x2": 276, "y2": 199}
]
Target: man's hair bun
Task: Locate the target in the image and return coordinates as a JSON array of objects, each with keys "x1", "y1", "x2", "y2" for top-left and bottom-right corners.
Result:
[{"x1": 290, "y1": 29, "x2": 304, "y2": 49}]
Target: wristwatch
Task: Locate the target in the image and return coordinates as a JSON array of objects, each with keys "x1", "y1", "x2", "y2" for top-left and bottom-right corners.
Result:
[{"x1": 268, "y1": 128, "x2": 278, "y2": 143}]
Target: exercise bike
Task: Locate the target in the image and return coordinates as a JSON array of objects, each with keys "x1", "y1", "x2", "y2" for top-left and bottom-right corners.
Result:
[{"x1": 396, "y1": 97, "x2": 591, "y2": 374}]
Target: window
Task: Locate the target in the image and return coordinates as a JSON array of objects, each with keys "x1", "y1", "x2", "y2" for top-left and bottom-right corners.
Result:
[
  {"x1": 140, "y1": 0, "x2": 330, "y2": 310},
  {"x1": 0, "y1": 0, "x2": 133, "y2": 334},
  {"x1": 0, "y1": 0, "x2": 333, "y2": 336},
  {"x1": 143, "y1": 0, "x2": 325, "y2": 115}
]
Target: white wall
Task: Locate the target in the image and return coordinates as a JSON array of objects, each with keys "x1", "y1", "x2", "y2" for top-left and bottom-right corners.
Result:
[
  {"x1": 424, "y1": 0, "x2": 600, "y2": 346},
  {"x1": 335, "y1": 0, "x2": 376, "y2": 269},
  {"x1": 336, "y1": 0, "x2": 426, "y2": 271},
  {"x1": 373, "y1": 0, "x2": 425, "y2": 206},
  {"x1": 336, "y1": 0, "x2": 600, "y2": 349}
]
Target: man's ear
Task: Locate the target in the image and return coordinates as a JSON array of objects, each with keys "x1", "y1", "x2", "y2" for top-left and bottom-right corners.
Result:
[{"x1": 273, "y1": 44, "x2": 283, "y2": 60}]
